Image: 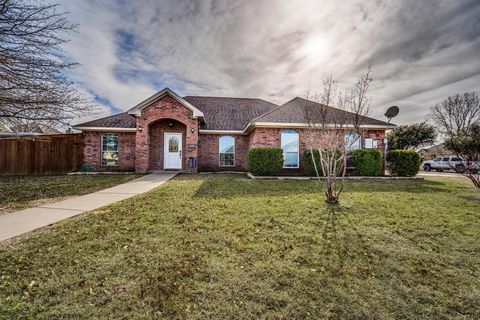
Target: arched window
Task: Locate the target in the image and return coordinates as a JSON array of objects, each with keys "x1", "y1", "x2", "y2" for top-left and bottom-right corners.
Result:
[
  {"x1": 168, "y1": 136, "x2": 179, "y2": 152},
  {"x1": 219, "y1": 136, "x2": 235, "y2": 167},
  {"x1": 281, "y1": 130, "x2": 299, "y2": 168}
]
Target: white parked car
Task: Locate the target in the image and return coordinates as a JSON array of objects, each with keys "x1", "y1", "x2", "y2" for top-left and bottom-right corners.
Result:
[{"x1": 422, "y1": 156, "x2": 479, "y2": 173}]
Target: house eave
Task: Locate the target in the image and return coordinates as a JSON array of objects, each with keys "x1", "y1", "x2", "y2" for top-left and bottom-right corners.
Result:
[
  {"x1": 199, "y1": 129, "x2": 246, "y2": 135},
  {"x1": 72, "y1": 126, "x2": 137, "y2": 132},
  {"x1": 74, "y1": 123, "x2": 394, "y2": 134},
  {"x1": 248, "y1": 122, "x2": 396, "y2": 130}
]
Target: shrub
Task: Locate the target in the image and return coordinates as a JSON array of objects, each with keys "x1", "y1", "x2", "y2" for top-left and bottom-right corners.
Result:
[
  {"x1": 387, "y1": 150, "x2": 420, "y2": 176},
  {"x1": 248, "y1": 147, "x2": 284, "y2": 176},
  {"x1": 351, "y1": 149, "x2": 382, "y2": 176},
  {"x1": 80, "y1": 163, "x2": 93, "y2": 172}
]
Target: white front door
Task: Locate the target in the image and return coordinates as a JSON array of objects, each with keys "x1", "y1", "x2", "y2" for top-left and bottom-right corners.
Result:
[{"x1": 164, "y1": 132, "x2": 182, "y2": 169}]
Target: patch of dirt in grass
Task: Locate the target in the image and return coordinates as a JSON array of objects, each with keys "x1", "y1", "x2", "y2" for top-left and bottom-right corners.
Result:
[{"x1": 139, "y1": 254, "x2": 208, "y2": 316}]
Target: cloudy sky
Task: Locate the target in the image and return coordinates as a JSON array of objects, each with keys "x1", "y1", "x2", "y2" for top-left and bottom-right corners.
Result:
[{"x1": 57, "y1": 0, "x2": 480, "y2": 125}]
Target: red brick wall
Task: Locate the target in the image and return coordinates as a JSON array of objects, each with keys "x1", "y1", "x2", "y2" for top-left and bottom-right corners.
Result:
[
  {"x1": 248, "y1": 127, "x2": 386, "y2": 174},
  {"x1": 248, "y1": 128, "x2": 308, "y2": 173},
  {"x1": 362, "y1": 129, "x2": 386, "y2": 149},
  {"x1": 134, "y1": 95, "x2": 200, "y2": 172},
  {"x1": 83, "y1": 131, "x2": 135, "y2": 171},
  {"x1": 198, "y1": 134, "x2": 249, "y2": 171},
  {"x1": 149, "y1": 120, "x2": 187, "y2": 170},
  {"x1": 81, "y1": 113, "x2": 386, "y2": 174},
  {"x1": 250, "y1": 127, "x2": 385, "y2": 148},
  {"x1": 363, "y1": 129, "x2": 386, "y2": 174}
]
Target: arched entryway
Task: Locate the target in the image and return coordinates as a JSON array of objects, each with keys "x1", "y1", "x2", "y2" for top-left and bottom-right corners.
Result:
[{"x1": 149, "y1": 119, "x2": 187, "y2": 170}]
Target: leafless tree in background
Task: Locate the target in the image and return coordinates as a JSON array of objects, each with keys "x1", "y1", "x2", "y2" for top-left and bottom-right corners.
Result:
[
  {"x1": 0, "y1": 0, "x2": 91, "y2": 132},
  {"x1": 305, "y1": 65, "x2": 373, "y2": 204},
  {"x1": 431, "y1": 92, "x2": 480, "y2": 137},
  {"x1": 431, "y1": 92, "x2": 480, "y2": 189}
]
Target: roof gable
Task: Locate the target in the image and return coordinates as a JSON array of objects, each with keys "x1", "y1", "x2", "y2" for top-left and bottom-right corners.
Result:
[
  {"x1": 252, "y1": 97, "x2": 395, "y2": 128},
  {"x1": 127, "y1": 88, "x2": 204, "y2": 118}
]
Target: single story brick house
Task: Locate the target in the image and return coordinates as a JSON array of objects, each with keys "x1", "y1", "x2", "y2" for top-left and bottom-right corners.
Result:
[{"x1": 73, "y1": 88, "x2": 395, "y2": 173}]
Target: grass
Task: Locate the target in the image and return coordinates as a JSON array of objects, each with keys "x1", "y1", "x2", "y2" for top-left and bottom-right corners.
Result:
[
  {"x1": 0, "y1": 174, "x2": 143, "y2": 214},
  {"x1": 0, "y1": 174, "x2": 479, "y2": 319}
]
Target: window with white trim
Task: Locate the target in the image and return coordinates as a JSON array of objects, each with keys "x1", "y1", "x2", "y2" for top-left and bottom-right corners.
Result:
[
  {"x1": 219, "y1": 136, "x2": 235, "y2": 166},
  {"x1": 281, "y1": 130, "x2": 299, "y2": 168},
  {"x1": 365, "y1": 138, "x2": 380, "y2": 148},
  {"x1": 101, "y1": 133, "x2": 119, "y2": 166}
]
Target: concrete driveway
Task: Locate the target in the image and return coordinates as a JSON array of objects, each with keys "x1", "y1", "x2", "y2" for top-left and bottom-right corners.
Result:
[{"x1": 0, "y1": 173, "x2": 177, "y2": 242}]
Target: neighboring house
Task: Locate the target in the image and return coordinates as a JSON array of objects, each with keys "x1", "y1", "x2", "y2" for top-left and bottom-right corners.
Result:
[
  {"x1": 72, "y1": 88, "x2": 395, "y2": 173},
  {"x1": 418, "y1": 143, "x2": 479, "y2": 162},
  {"x1": 0, "y1": 120, "x2": 63, "y2": 136},
  {"x1": 418, "y1": 143, "x2": 452, "y2": 161}
]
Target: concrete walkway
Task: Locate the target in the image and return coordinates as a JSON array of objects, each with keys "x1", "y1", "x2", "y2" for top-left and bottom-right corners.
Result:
[
  {"x1": 0, "y1": 173, "x2": 177, "y2": 242},
  {"x1": 417, "y1": 171, "x2": 469, "y2": 178}
]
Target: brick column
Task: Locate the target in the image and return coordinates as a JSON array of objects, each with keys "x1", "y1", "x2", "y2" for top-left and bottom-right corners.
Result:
[{"x1": 135, "y1": 119, "x2": 149, "y2": 173}]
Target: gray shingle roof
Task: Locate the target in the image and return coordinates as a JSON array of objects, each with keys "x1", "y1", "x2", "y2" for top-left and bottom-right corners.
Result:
[
  {"x1": 74, "y1": 96, "x2": 394, "y2": 131},
  {"x1": 183, "y1": 96, "x2": 278, "y2": 130},
  {"x1": 75, "y1": 112, "x2": 136, "y2": 128},
  {"x1": 253, "y1": 97, "x2": 395, "y2": 127}
]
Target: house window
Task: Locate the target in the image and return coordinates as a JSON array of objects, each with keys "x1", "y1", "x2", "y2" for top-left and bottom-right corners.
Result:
[
  {"x1": 344, "y1": 132, "x2": 361, "y2": 151},
  {"x1": 281, "y1": 130, "x2": 299, "y2": 168},
  {"x1": 219, "y1": 136, "x2": 235, "y2": 166},
  {"x1": 101, "y1": 133, "x2": 119, "y2": 166},
  {"x1": 364, "y1": 138, "x2": 379, "y2": 149}
]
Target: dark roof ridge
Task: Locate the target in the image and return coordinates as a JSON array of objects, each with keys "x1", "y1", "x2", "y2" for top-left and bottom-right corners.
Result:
[{"x1": 183, "y1": 95, "x2": 274, "y2": 103}]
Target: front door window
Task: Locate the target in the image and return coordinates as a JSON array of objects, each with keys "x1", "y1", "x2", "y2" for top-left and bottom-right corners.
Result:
[{"x1": 169, "y1": 136, "x2": 179, "y2": 152}]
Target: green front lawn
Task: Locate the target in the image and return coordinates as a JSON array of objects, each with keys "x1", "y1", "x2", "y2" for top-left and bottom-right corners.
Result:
[
  {"x1": 0, "y1": 174, "x2": 479, "y2": 319},
  {"x1": 0, "y1": 174, "x2": 143, "y2": 214}
]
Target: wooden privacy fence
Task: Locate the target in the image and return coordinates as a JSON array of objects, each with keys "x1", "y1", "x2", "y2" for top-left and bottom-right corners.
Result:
[{"x1": 0, "y1": 134, "x2": 83, "y2": 175}]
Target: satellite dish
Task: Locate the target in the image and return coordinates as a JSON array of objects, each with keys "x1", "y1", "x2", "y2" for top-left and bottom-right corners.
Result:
[{"x1": 384, "y1": 106, "x2": 399, "y2": 123}]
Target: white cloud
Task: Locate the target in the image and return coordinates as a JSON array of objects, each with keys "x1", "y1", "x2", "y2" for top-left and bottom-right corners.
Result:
[{"x1": 56, "y1": 0, "x2": 480, "y2": 125}]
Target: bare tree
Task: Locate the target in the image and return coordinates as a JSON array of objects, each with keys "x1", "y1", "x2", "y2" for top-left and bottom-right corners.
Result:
[
  {"x1": 0, "y1": 0, "x2": 92, "y2": 131},
  {"x1": 304, "y1": 65, "x2": 373, "y2": 204},
  {"x1": 431, "y1": 92, "x2": 480, "y2": 137},
  {"x1": 431, "y1": 92, "x2": 480, "y2": 189},
  {"x1": 444, "y1": 123, "x2": 480, "y2": 188}
]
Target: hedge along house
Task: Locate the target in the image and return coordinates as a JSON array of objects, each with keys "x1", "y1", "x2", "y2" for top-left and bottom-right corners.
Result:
[{"x1": 73, "y1": 88, "x2": 396, "y2": 174}]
